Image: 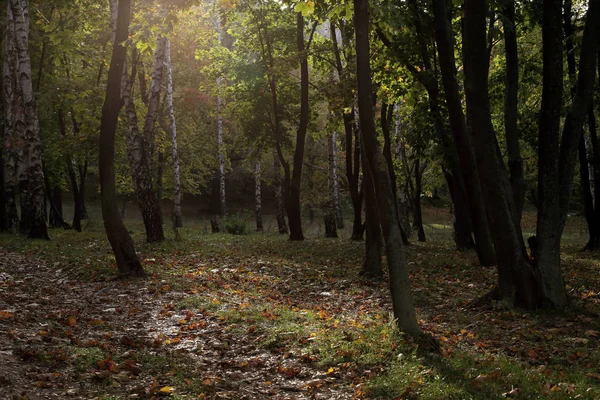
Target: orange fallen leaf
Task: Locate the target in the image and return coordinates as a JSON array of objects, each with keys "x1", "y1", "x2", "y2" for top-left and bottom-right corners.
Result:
[{"x1": 0, "y1": 311, "x2": 14, "y2": 319}]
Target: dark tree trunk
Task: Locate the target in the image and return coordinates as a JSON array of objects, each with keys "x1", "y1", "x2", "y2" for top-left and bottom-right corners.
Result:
[
  {"x1": 565, "y1": 0, "x2": 600, "y2": 249},
  {"x1": 432, "y1": 0, "x2": 496, "y2": 265},
  {"x1": 578, "y1": 133, "x2": 596, "y2": 247},
  {"x1": 324, "y1": 212, "x2": 338, "y2": 238},
  {"x1": 381, "y1": 103, "x2": 410, "y2": 245},
  {"x1": 285, "y1": 12, "x2": 310, "y2": 241},
  {"x1": 354, "y1": 0, "x2": 420, "y2": 336},
  {"x1": 99, "y1": 0, "x2": 144, "y2": 277},
  {"x1": 2, "y1": 2, "x2": 19, "y2": 233},
  {"x1": 58, "y1": 109, "x2": 84, "y2": 232},
  {"x1": 362, "y1": 151, "x2": 382, "y2": 277},
  {"x1": 464, "y1": 0, "x2": 538, "y2": 308},
  {"x1": 331, "y1": 20, "x2": 363, "y2": 241},
  {"x1": 413, "y1": 159, "x2": 426, "y2": 242},
  {"x1": 502, "y1": 0, "x2": 525, "y2": 222},
  {"x1": 273, "y1": 151, "x2": 288, "y2": 234},
  {"x1": 539, "y1": 0, "x2": 600, "y2": 305},
  {"x1": 535, "y1": 0, "x2": 571, "y2": 307},
  {"x1": 588, "y1": 104, "x2": 600, "y2": 248},
  {"x1": 444, "y1": 170, "x2": 476, "y2": 250}
]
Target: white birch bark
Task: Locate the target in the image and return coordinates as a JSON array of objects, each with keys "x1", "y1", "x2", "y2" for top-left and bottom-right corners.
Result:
[
  {"x1": 165, "y1": 39, "x2": 182, "y2": 228},
  {"x1": 3, "y1": 2, "x2": 19, "y2": 232},
  {"x1": 10, "y1": 0, "x2": 47, "y2": 238},
  {"x1": 255, "y1": 161, "x2": 263, "y2": 232}
]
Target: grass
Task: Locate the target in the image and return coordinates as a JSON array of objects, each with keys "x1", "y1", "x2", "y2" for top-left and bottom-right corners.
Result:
[{"x1": 2, "y1": 203, "x2": 600, "y2": 399}]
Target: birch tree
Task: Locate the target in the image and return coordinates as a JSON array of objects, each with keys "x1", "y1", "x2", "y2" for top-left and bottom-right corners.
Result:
[
  {"x1": 9, "y1": 0, "x2": 48, "y2": 239},
  {"x1": 121, "y1": 36, "x2": 166, "y2": 243},
  {"x1": 165, "y1": 38, "x2": 183, "y2": 229}
]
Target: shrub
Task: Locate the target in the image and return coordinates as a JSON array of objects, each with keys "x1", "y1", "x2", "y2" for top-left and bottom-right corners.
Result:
[{"x1": 225, "y1": 213, "x2": 248, "y2": 235}]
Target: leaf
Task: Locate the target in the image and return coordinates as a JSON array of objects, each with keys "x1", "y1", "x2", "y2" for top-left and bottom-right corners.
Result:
[
  {"x1": 0, "y1": 311, "x2": 14, "y2": 319},
  {"x1": 67, "y1": 317, "x2": 77, "y2": 326},
  {"x1": 159, "y1": 386, "x2": 175, "y2": 393}
]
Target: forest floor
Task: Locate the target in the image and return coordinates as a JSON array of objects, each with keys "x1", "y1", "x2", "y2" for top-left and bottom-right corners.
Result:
[{"x1": 1, "y1": 206, "x2": 600, "y2": 399}]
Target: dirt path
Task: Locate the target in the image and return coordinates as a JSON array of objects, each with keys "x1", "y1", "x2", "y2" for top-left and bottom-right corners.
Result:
[{"x1": 0, "y1": 248, "x2": 355, "y2": 399}]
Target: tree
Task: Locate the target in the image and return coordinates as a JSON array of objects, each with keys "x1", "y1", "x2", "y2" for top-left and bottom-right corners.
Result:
[
  {"x1": 463, "y1": 0, "x2": 538, "y2": 307},
  {"x1": 165, "y1": 38, "x2": 183, "y2": 229},
  {"x1": 2, "y1": 3, "x2": 19, "y2": 233},
  {"x1": 9, "y1": 0, "x2": 48, "y2": 239},
  {"x1": 121, "y1": 37, "x2": 166, "y2": 243},
  {"x1": 354, "y1": 0, "x2": 420, "y2": 335},
  {"x1": 431, "y1": 0, "x2": 496, "y2": 263},
  {"x1": 536, "y1": 0, "x2": 600, "y2": 306},
  {"x1": 99, "y1": 0, "x2": 144, "y2": 277}
]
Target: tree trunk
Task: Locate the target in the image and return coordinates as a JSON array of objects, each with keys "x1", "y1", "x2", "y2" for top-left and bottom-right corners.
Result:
[
  {"x1": 381, "y1": 103, "x2": 410, "y2": 245},
  {"x1": 326, "y1": 133, "x2": 338, "y2": 238},
  {"x1": 273, "y1": 151, "x2": 288, "y2": 234},
  {"x1": 464, "y1": 0, "x2": 538, "y2": 307},
  {"x1": 331, "y1": 20, "x2": 362, "y2": 240},
  {"x1": 10, "y1": 0, "x2": 48, "y2": 239},
  {"x1": 122, "y1": 37, "x2": 165, "y2": 243},
  {"x1": 255, "y1": 162, "x2": 263, "y2": 232},
  {"x1": 535, "y1": 0, "x2": 568, "y2": 307},
  {"x1": 588, "y1": 103, "x2": 600, "y2": 249},
  {"x1": 285, "y1": 12, "x2": 310, "y2": 241},
  {"x1": 578, "y1": 132, "x2": 596, "y2": 247},
  {"x1": 99, "y1": 0, "x2": 144, "y2": 277},
  {"x1": 2, "y1": 5, "x2": 19, "y2": 233},
  {"x1": 217, "y1": 84, "x2": 226, "y2": 217},
  {"x1": 502, "y1": 0, "x2": 525, "y2": 222},
  {"x1": 165, "y1": 39, "x2": 182, "y2": 229},
  {"x1": 331, "y1": 130, "x2": 343, "y2": 228},
  {"x1": 444, "y1": 170, "x2": 476, "y2": 250},
  {"x1": 354, "y1": 0, "x2": 420, "y2": 336},
  {"x1": 217, "y1": 10, "x2": 227, "y2": 218},
  {"x1": 540, "y1": 0, "x2": 600, "y2": 305},
  {"x1": 432, "y1": 0, "x2": 496, "y2": 265},
  {"x1": 362, "y1": 152, "x2": 382, "y2": 276},
  {"x1": 413, "y1": 159, "x2": 426, "y2": 242}
]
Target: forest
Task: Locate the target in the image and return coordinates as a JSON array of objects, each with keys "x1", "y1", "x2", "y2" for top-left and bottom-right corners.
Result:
[{"x1": 1, "y1": 0, "x2": 600, "y2": 398}]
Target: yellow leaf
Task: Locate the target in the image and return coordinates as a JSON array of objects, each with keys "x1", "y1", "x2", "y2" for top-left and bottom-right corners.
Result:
[
  {"x1": 159, "y1": 386, "x2": 175, "y2": 393},
  {"x1": 68, "y1": 317, "x2": 77, "y2": 326}
]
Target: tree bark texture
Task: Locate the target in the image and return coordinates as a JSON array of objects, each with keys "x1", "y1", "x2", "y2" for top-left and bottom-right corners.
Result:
[
  {"x1": 284, "y1": 12, "x2": 309, "y2": 241},
  {"x1": 99, "y1": 0, "x2": 144, "y2": 277},
  {"x1": 10, "y1": 0, "x2": 48, "y2": 239},
  {"x1": 362, "y1": 153, "x2": 382, "y2": 277},
  {"x1": 331, "y1": 21, "x2": 363, "y2": 240},
  {"x1": 2, "y1": 4, "x2": 19, "y2": 233},
  {"x1": 432, "y1": 0, "x2": 496, "y2": 265},
  {"x1": 538, "y1": 0, "x2": 600, "y2": 306},
  {"x1": 255, "y1": 162, "x2": 263, "y2": 232},
  {"x1": 165, "y1": 39, "x2": 183, "y2": 229},
  {"x1": 502, "y1": 0, "x2": 525, "y2": 222},
  {"x1": 122, "y1": 38, "x2": 165, "y2": 243},
  {"x1": 464, "y1": 0, "x2": 538, "y2": 307},
  {"x1": 331, "y1": 130, "x2": 343, "y2": 228},
  {"x1": 354, "y1": 0, "x2": 420, "y2": 336},
  {"x1": 273, "y1": 150, "x2": 288, "y2": 234},
  {"x1": 326, "y1": 133, "x2": 338, "y2": 238}
]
